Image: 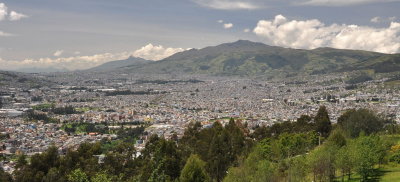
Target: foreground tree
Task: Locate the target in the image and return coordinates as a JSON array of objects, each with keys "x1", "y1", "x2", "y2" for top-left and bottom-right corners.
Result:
[
  {"x1": 180, "y1": 154, "x2": 210, "y2": 182},
  {"x1": 335, "y1": 146, "x2": 355, "y2": 181},
  {"x1": 67, "y1": 169, "x2": 89, "y2": 182},
  {"x1": 337, "y1": 109, "x2": 385, "y2": 138},
  {"x1": 307, "y1": 144, "x2": 337, "y2": 182},
  {"x1": 351, "y1": 135, "x2": 385, "y2": 181},
  {"x1": 223, "y1": 145, "x2": 276, "y2": 182},
  {"x1": 314, "y1": 106, "x2": 332, "y2": 138}
]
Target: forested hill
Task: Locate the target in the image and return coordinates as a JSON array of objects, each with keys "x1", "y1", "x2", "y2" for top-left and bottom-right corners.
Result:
[{"x1": 122, "y1": 40, "x2": 400, "y2": 77}]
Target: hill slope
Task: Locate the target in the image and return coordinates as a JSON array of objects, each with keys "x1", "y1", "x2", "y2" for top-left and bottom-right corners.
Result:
[
  {"x1": 88, "y1": 57, "x2": 151, "y2": 71},
  {"x1": 122, "y1": 40, "x2": 399, "y2": 77}
]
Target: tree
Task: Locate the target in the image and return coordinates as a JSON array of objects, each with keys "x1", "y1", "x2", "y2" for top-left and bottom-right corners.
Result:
[
  {"x1": 180, "y1": 154, "x2": 210, "y2": 182},
  {"x1": 43, "y1": 168, "x2": 62, "y2": 182},
  {"x1": 287, "y1": 156, "x2": 308, "y2": 182},
  {"x1": 67, "y1": 169, "x2": 89, "y2": 182},
  {"x1": 0, "y1": 167, "x2": 13, "y2": 182},
  {"x1": 307, "y1": 144, "x2": 337, "y2": 182},
  {"x1": 138, "y1": 134, "x2": 182, "y2": 181},
  {"x1": 15, "y1": 154, "x2": 27, "y2": 169},
  {"x1": 327, "y1": 129, "x2": 347, "y2": 147},
  {"x1": 314, "y1": 106, "x2": 332, "y2": 138},
  {"x1": 91, "y1": 172, "x2": 113, "y2": 182},
  {"x1": 335, "y1": 146, "x2": 355, "y2": 181},
  {"x1": 338, "y1": 109, "x2": 384, "y2": 138},
  {"x1": 223, "y1": 145, "x2": 276, "y2": 182},
  {"x1": 350, "y1": 135, "x2": 386, "y2": 181}
]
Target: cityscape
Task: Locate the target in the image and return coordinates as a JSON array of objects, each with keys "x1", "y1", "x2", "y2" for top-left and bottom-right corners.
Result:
[{"x1": 1, "y1": 0, "x2": 400, "y2": 181}]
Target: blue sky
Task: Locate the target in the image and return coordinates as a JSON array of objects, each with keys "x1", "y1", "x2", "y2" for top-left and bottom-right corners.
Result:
[{"x1": 0, "y1": 0, "x2": 399, "y2": 71}]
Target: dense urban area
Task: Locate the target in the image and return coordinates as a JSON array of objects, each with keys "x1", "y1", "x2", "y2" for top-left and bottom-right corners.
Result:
[{"x1": 0, "y1": 69, "x2": 399, "y2": 181}]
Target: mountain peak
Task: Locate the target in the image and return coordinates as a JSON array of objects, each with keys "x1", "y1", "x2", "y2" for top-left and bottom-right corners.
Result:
[{"x1": 225, "y1": 40, "x2": 267, "y2": 47}]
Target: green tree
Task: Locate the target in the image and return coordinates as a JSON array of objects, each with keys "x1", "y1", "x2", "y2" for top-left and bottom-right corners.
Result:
[
  {"x1": 91, "y1": 172, "x2": 113, "y2": 182},
  {"x1": 287, "y1": 156, "x2": 308, "y2": 182},
  {"x1": 223, "y1": 145, "x2": 276, "y2": 182},
  {"x1": 314, "y1": 106, "x2": 332, "y2": 138},
  {"x1": 335, "y1": 146, "x2": 355, "y2": 181},
  {"x1": 327, "y1": 129, "x2": 347, "y2": 147},
  {"x1": 338, "y1": 109, "x2": 385, "y2": 138},
  {"x1": 351, "y1": 135, "x2": 384, "y2": 181},
  {"x1": 180, "y1": 154, "x2": 210, "y2": 182},
  {"x1": 67, "y1": 169, "x2": 89, "y2": 182},
  {"x1": 43, "y1": 168, "x2": 62, "y2": 182},
  {"x1": 307, "y1": 144, "x2": 337, "y2": 182},
  {"x1": 15, "y1": 154, "x2": 27, "y2": 170}
]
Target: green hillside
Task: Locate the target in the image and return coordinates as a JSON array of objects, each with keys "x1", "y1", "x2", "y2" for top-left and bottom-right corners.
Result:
[{"x1": 123, "y1": 40, "x2": 399, "y2": 77}]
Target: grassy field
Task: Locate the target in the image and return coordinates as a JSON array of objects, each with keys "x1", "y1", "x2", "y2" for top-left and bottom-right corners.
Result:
[
  {"x1": 380, "y1": 165, "x2": 400, "y2": 182},
  {"x1": 333, "y1": 163, "x2": 400, "y2": 182}
]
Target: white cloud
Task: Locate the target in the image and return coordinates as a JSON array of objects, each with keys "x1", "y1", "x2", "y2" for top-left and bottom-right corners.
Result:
[
  {"x1": 53, "y1": 50, "x2": 64, "y2": 57},
  {"x1": 0, "y1": 3, "x2": 8, "y2": 21},
  {"x1": 371, "y1": 17, "x2": 380, "y2": 23},
  {"x1": 300, "y1": 0, "x2": 400, "y2": 6},
  {"x1": 217, "y1": 20, "x2": 224, "y2": 23},
  {"x1": 132, "y1": 44, "x2": 186, "y2": 60},
  {"x1": 224, "y1": 23, "x2": 234, "y2": 29},
  {"x1": 254, "y1": 14, "x2": 400, "y2": 53},
  {"x1": 243, "y1": 28, "x2": 250, "y2": 33},
  {"x1": 192, "y1": 0, "x2": 261, "y2": 10},
  {"x1": 0, "y1": 44, "x2": 188, "y2": 71},
  {"x1": 193, "y1": 0, "x2": 400, "y2": 9},
  {"x1": 74, "y1": 51, "x2": 81, "y2": 55},
  {"x1": 0, "y1": 3, "x2": 7, "y2": 21},
  {"x1": 0, "y1": 52, "x2": 132, "y2": 71},
  {"x1": 0, "y1": 3, "x2": 28, "y2": 36},
  {"x1": 0, "y1": 3, "x2": 27, "y2": 21},
  {"x1": 0, "y1": 31, "x2": 13, "y2": 37},
  {"x1": 371, "y1": 16, "x2": 399, "y2": 23},
  {"x1": 9, "y1": 11, "x2": 28, "y2": 21}
]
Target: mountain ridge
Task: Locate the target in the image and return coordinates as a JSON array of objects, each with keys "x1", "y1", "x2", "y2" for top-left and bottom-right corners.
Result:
[{"x1": 121, "y1": 40, "x2": 398, "y2": 77}]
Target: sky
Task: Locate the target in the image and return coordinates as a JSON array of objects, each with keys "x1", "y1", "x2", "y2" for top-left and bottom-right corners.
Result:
[{"x1": 0, "y1": 0, "x2": 399, "y2": 71}]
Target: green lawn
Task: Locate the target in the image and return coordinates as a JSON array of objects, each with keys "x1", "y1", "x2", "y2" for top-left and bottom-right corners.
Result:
[
  {"x1": 335, "y1": 165, "x2": 400, "y2": 182},
  {"x1": 380, "y1": 165, "x2": 400, "y2": 182}
]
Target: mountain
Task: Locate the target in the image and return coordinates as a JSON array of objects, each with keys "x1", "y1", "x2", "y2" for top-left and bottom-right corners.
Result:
[
  {"x1": 122, "y1": 40, "x2": 399, "y2": 77},
  {"x1": 88, "y1": 57, "x2": 151, "y2": 71}
]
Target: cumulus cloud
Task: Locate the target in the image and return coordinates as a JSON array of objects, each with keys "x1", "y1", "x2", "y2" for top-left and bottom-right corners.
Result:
[
  {"x1": 254, "y1": 14, "x2": 400, "y2": 53},
  {"x1": 0, "y1": 3, "x2": 27, "y2": 21},
  {"x1": 224, "y1": 23, "x2": 234, "y2": 29},
  {"x1": 299, "y1": 0, "x2": 400, "y2": 6},
  {"x1": 0, "y1": 3, "x2": 28, "y2": 37},
  {"x1": 9, "y1": 11, "x2": 28, "y2": 21},
  {"x1": 244, "y1": 28, "x2": 250, "y2": 32},
  {"x1": 192, "y1": 0, "x2": 261, "y2": 10},
  {"x1": 53, "y1": 50, "x2": 64, "y2": 57},
  {"x1": 0, "y1": 3, "x2": 7, "y2": 21},
  {"x1": 217, "y1": 20, "x2": 224, "y2": 23},
  {"x1": 132, "y1": 44, "x2": 186, "y2": 60},
  {"x1": 371, "y1": 16, "x2": 380, "y2": 23}
]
